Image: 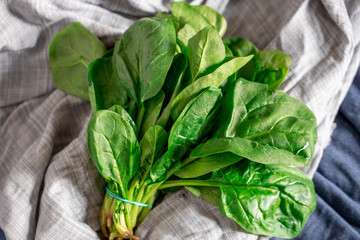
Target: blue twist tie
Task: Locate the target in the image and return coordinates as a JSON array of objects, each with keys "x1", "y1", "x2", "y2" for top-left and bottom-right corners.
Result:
[{"x1": 105, "y1": 186, "x2": 149, "y2": 207}]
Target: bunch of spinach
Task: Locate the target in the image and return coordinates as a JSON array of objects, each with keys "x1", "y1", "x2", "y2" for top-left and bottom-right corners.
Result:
[{"x1": 49, "y1": 2, "x2": 317, "y2": 239}]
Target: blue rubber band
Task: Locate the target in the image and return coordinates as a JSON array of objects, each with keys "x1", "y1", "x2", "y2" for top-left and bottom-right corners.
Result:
[{"x1": 105, "y1": 186, "x2": 149, "y2": 207}]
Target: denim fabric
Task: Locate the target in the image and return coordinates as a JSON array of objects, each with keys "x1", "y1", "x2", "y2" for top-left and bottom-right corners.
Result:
[{"x1": 272, "y1": 67, "x2": 360, "y2": 240}]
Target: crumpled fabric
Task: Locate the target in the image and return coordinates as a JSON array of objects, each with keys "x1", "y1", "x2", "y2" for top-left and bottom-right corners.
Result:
[{"x1": 0, "y1": 0, "x2": 359, "y2": 239}]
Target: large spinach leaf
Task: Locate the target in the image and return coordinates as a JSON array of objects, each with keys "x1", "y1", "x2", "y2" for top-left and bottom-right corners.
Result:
[
  {"x1": 49, "y1": 22, "x2": 107, "y2": 100},
  {"x1": 150, "y1": 87, "x2": 222, "y2": 181},
  {"x1": 187, "y1": 25, "x2": 225, "y2": 81},
  {"x1": 112, "y1": 17, "x2": 176, "y2": 104},
  {"x1": 214, "y1": 161, "x2": 316, "y2": 238},
  {"x1": 191, "y1": 137, "x2": 310, "y2": 166},
  {"x1": 87, "y1": 109, "x2": 140, "y2": 194},
  {"x1": 160, "y1": 160, "x2": 316, "y2": 238},
  {"x1": 192, "y1": 79, "x2": 317, "y2": 166}
]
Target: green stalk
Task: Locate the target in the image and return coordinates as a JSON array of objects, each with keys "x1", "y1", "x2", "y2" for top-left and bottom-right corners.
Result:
[
  {"x1": 137, "y1": 157, "x2": 200, "y2": 209},
  {"x1": 136, "y1": 104, "x2": 146, "y2": 134},
  {"x1": 136, "y1": 190, "x2": 159, "y2": 224},
  {"x1": 158, "y1": 179, "x2": 223, "y2": 190},
  {"x1": 129, "y1": 180, "x2": 148, "y2": 228},
  {"x1": 158, "y1": 179, "x2": 267, "y2": 191},
  {"x1": 113, "y1": 156, "x2": 201, "y2": 237},
  {"x1": 100, "y1": 193, "x2": 116, "y2": 238},
  {"x1": 124, "y1": 178, "x2": 139, "y2": 234},
  {"x1": 124, "y1": 204, "x2": 132, "y2": 235},
  {"x1": 113, "y1": 207, "x2": 130, "y2": 236}
]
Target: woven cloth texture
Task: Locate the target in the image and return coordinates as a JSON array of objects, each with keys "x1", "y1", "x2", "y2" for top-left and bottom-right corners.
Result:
[{"x1": 0, "y1": 0, "x2": 359, "y2": 239}]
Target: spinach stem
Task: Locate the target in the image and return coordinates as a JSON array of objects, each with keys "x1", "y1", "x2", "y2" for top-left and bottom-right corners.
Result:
[
  {"x1": 129, "y1": 181, "x2": 147, "y2": 228},
  {"x1": 124, "y1": 203, "x2": 132, "y2": 234},
  {"x1": 136, "y1": 104, "x2": 145, "y2": 133},
  {"x1": 158, "y1": 179, "x2": 221, "y2": 189},
  {"x1": 136, "y1": 191, "x2": 158, "y2": 224},
  {"x1": 123, "y1": 156, "x2": 200, "y2": 232},
  {"x1": 138, "y1": 156, "x2": 199, "y2": 205}
]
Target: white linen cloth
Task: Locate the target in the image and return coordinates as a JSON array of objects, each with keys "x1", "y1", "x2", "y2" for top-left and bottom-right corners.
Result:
[{"x1": 1, "y1": 0, "x2": 359, "y2": 239}]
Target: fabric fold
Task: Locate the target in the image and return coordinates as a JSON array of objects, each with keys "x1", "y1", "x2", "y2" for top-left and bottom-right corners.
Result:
[{"x1": 1, "y1": 0, "x2": 360, "y2": 239}]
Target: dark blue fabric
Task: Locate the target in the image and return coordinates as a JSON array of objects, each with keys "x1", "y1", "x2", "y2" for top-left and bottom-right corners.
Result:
[
  {"x1": 0, "y1": 229, "x2": 5, "y2": 240},
  {"x1": 272, "y1": 69, "x2": 360, "y2": 240}
]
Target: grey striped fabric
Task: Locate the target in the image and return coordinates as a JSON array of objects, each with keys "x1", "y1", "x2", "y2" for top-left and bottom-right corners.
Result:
[{"x1": 0, "y1": 0, "x2": 359, "y2": 239}]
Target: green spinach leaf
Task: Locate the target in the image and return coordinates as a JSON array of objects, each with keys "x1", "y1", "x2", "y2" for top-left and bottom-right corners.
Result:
[
  {"x1": 154, "y1": 12, "x2": 180, "y2": 30},
  {"x1": 223, "y1": 37, "x2": 260, "y2": 82},
  {"x1": 160, "y1": 160, "x2": 316, "y2": 238},
  {"x1": 171, "y1": 56, "x2": 253, "y2": 120},
  {"x1": 49, "y1": 22, "x2": 107, "y2": 100},
  {"x1": 113, "y1": 17, "x2": 176, "y2": 104},
  {"x1": 255, "y1": 50, "x2": 291, "y2": 91},
  {"x1": 150, "y1": 87, "x2": 222, "y2": 181},
  {"x1": 187, "y1": 25, "x2": 225, "y2": 81},
  {"x1": 87, "y1": 109, "x2": 140, "y2": 194},
  {"x1": 108, "y1": 105, "x2": 137, "y2": 134},
  {"x1": 157, "y1": 53, "x2": 188, "y2": 128},
  {"x1": 140, "y1": 91, "x2": 165, "y2": 139},
  {"x1": 138, "y1": 125, "x2": 168, "y2": 181},
  {"x1": 192, "y1": 5, "x2": 227, "y2": 37},
  {"x1": 191, "y1": 137, "x2": 310, "y2": 166},
  {"x1": 175, "y1": 152, "x2": 242, "y2": 178},
  {"x1": 223, "y1": 38, "x2": 290, "y2": 90},
  {"x1": 177, "y1": 24, "x2": 197, "y2": 49},
  {"x1": 171, "y1": 2, "x2": 226, "y2": 37},
  {"x1": 88, "y1": 56, "x2": 128, "y2": 112},
  {"x1": 192, "y1": 79, "x2": 317, "y2": 166},
  {"x1": 223, "y1": 37, "x2": 258, "y2": 57},
  {"x1": 171, "y1": 2, "x2": 211, "y2": 33},
  {"x1": 214, "y1": 161, "x2": 316, "y2": 238}
]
